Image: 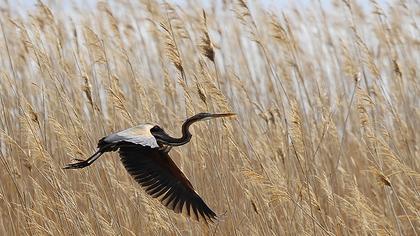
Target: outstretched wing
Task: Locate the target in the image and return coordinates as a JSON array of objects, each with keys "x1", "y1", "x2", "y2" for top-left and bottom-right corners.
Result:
[{"x1": 118, "y1": 144, "x2": 217, "y2": 223}]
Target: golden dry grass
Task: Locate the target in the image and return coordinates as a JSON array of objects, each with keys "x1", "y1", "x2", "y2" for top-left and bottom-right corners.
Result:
[{"x1": 0, "y1": 0, "x2": 419, "y2": 235}]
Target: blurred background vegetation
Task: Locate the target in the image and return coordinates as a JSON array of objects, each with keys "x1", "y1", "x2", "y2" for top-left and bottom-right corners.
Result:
[{"x1": 0, "y1": 0, "x2": 418, "y2": 235}]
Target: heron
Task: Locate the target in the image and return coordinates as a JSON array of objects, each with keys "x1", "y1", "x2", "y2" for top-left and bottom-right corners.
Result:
[{"x1": 64, "y1": 112, "x2": 235, "y2": 223}]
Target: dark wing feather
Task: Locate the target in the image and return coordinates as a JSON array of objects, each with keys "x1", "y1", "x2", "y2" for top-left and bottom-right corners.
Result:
[{"x1": 118, "y1": 144, "x2": 217, "y2": 223}]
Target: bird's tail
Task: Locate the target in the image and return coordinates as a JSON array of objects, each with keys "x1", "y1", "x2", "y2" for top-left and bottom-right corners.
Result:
[
  {"x1": 97, "y1": 137, "x2": 108, "y2": 149},
  {"x1": 97, "y1": 137, "x2": 119, "y2": 152}
]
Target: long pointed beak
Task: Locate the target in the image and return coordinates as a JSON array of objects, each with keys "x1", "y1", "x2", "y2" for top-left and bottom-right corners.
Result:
[{"x1": 208, "y1": 113, "x2": 236, "y2": 118}]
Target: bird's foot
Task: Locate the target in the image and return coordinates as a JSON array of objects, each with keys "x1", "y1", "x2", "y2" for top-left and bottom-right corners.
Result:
[{"x1": 63, "y1": 159, "x2": 90, "y2": 169}]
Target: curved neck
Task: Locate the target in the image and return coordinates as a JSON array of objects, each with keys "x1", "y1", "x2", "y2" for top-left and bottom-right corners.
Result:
[{"x1": 156, "y1": 116, "x2": 199, "y2": 146}]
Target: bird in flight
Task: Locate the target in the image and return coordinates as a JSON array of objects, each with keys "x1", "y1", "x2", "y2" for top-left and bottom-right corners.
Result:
[{"x1": 64, "y1": 112, "x2": 235, "y2": 223}]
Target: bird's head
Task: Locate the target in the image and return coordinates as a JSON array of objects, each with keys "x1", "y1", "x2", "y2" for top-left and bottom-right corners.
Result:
[{"x1": 190, "y1": 112, "x2": 236, "y2": 122}]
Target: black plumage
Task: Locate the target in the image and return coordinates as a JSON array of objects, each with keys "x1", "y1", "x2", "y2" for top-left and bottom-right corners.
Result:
[{"x1": 118, "y1": 144, "x2": 216, "y2": 223}]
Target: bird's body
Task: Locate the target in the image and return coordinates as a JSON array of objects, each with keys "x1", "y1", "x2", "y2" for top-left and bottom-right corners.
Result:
[
  {"x1": 102, "y1": 124, "x2": 159, "y2": 148},
  {"x1": 64, "y1": 112, "x2": 235, "y2": 223}
]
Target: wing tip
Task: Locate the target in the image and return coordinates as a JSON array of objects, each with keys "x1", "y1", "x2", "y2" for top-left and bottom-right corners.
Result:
[
  {"x1": 119, "y1": 145, "x2": 219, "y2": 224},
  {"x1": 159, "y1": 190, "x2": 218, "y2": 224},
  {"x1": 183, "y1": 197, "x2": 218, "y2": 224}
]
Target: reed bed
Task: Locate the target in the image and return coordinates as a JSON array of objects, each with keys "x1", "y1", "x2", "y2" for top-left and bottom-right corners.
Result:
[{"x1": 0, "y1": 0, "x2": 418, "y2": 235}]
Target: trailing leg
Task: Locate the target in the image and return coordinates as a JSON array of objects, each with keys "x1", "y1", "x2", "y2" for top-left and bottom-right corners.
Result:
[{"x1": 63, "y1": 150, "x2": 104, "y2": 169}]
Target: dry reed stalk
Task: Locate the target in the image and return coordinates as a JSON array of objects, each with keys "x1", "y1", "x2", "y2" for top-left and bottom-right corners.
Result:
[{"x1": 0, "y1": 1, "x2": 418, "y2": 235}]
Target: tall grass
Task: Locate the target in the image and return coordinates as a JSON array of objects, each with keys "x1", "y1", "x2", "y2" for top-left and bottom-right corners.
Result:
[{"x1": 0, "y1": 0, "x2": 418, "y2": 235}]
